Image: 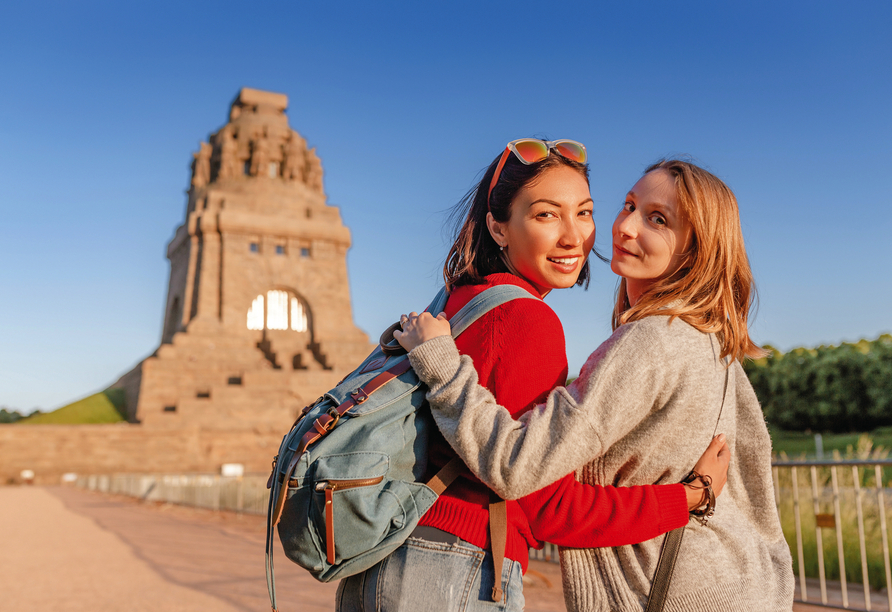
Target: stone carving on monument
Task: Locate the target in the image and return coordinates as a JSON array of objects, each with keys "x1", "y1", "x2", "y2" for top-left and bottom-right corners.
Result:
[
  {"x1": 191, "y1": 142, "x2": 212, "y2": 188},
  {"x1": 0, "y1": 88, "x2": 376, "y2": 484},
  {"x1": 305, "y1": 148, "x2": 324, "y2": 192},
  {"x1": 282, "y1": 132, "x2": 307, "y2": 182},
  {"x1": 118, "y1": 86, "x2": 375, "y2": 432}
]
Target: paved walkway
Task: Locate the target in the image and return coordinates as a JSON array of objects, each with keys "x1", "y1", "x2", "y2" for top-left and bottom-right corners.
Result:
[
  {"x1": 0, "y1": 485, "x2": 860, "y2": 611},
  {"x1": 0, "y1": 486, "x2": 564, "y2": 611}
]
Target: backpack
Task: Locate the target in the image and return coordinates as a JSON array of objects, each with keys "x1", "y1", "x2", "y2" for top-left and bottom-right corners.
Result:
[{"x1": 265, "y1": 284, "x2": 537, "y2": 610}]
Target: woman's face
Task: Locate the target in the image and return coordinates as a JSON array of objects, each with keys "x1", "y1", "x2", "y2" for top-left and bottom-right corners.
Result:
[
  {"x1": 488, "y1": 165, "x2": 595, "y2": 298},
  {"x1": 611, "y1": 170, "x2": 693, "y2": 305}
]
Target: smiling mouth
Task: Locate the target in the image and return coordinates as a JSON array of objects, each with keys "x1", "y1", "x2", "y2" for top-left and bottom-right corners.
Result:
[
  {"x1": 613, "y1": 244, "x2": 638, "y2": 257},
  {"x1": 547, "y1": 256, "x2": 580, "y2": 266}
]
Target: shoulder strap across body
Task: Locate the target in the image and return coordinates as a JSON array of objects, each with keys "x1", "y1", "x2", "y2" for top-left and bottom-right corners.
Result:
[{"x1": 644, "y1": 361, "x2": 730, "y2": 612}]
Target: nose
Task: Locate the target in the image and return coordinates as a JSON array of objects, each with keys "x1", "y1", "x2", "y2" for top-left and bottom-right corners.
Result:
[
  {"x1": 615, "y1": 210, "x2": 638, "y2": 238},
  {"x1": 559, "y1": 215, "x2": 593, "y2": 248}
]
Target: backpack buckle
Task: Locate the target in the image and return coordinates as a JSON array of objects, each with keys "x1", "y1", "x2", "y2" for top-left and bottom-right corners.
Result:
[
  {"x1": 350, "y1": 387, "x2": 369, "y2": 404},
  {"x1": 323, "y1": 406, "x2": 341, "y2": 431}
]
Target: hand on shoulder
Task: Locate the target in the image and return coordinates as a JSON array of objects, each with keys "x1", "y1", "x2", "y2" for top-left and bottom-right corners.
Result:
[{"x1": 394, "y1": 311, "x2": 451, "y2": 352}]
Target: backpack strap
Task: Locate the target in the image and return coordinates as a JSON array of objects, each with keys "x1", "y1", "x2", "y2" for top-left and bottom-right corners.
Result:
[
  {"x1": 644, "y1": 364, "x2": 730, "y2": 611},
  {"x1": 433, "y1": 283, "x2": 536, "y2": 602},
  {"x1": 448, "y1": 284, "x2": 538, "y2": 337},
  {"x1": 426, "y1": 456, "x2": 464, "y2": 495},
  {"x1": 380, "y1": 284, "x2": 535, "y2": 355},
  {"x1": 488, "y1": 498, "x2": 508, "y2": 602}
]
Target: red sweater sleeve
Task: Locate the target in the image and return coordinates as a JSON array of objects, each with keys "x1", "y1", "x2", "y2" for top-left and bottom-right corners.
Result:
[
  {"x1": 491, "y1": 295, "x2": 690, "y2": 549},
  {"x1": 518, "y1": 475, "x2": 690, "y2": 548}
]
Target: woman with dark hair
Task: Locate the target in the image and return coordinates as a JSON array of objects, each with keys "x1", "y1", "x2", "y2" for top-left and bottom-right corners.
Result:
[
  {"x1": 337, "y1": 144, "x2": 729, "y2": 612},
  {"x1": 397, "y1": 159, "x2": 794, "y2": 611}
]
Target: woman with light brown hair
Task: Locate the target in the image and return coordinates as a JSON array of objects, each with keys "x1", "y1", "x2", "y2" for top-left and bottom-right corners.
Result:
[{"x1": 396, "y1": 159, "x2": 795, "y2": 611}]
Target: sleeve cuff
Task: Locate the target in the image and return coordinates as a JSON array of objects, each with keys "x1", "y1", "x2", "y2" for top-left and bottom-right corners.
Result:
[
  {"x1": 655, "y1": 483, "x2": 691, "y2": 532},
  {"x1": 407, "y1": 335, "x2": 463, "y2": 388}
]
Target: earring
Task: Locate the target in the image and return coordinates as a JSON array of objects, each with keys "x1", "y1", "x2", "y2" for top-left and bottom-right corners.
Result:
[{"x1": 499, "y1": 245, "x2": 504, "y2": 251}]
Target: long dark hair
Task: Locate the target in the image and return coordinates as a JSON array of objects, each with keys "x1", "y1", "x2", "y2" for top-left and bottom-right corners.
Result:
[{"x1": 443, "y1": 143, "x2": 591, "y2": 290}]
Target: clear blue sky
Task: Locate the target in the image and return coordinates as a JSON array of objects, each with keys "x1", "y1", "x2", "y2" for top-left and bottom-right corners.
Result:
[{"x1": 1, "y1": 1, "x2": 890, "y2": 413}]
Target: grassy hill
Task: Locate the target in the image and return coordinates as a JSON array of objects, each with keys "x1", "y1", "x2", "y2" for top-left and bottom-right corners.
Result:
[{"x1": 18, "y1": 388, "x2": 126, "y2": 424}]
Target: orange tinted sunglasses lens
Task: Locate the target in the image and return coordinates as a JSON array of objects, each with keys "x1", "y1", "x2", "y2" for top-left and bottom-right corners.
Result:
[
  {"x1": 553, "y1": 140, "x2": 586, "y2": 163},
  {"x1": 512, "y1": 140, "x2": 549, "y2": 163}
]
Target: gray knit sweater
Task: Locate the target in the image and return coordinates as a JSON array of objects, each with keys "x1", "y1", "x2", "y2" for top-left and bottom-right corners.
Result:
[{"x1": 408, "y1": 315, "x2": 794, "y2": 612}]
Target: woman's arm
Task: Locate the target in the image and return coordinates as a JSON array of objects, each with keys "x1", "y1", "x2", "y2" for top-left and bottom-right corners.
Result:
[
  {"x1": 404, "y1": 325, "x2": 660, "y2": 498},
  {"x1": 520, "y1": 476, "x2": 689, "y2": 547},
  {"x1": 398, "y1": 310, "x2": 729, "y2": 529},
  {"x1": 520, "y1": 432, "x2": 729, "y2": 546},
  {"x1": 402, "y1": 314, "x2": 727, "y2": 500}
]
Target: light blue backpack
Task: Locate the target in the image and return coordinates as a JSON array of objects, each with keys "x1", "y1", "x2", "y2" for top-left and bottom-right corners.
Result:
[{"x1": 265, "y1": 284, "x2": 537, "y2": 610}]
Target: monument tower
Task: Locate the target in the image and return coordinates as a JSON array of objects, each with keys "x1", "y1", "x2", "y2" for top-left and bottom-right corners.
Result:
[
  {"x1": 119, "y1": 87, "x2": 373, "y2": 435},
  {"x1": 0, "y1": 88, "x2": 375, "y2": 483}
]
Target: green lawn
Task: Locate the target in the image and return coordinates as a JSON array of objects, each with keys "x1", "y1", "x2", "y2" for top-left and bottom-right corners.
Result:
[
  {"x1": 770, "y1": 426, "x2": 892, "y2": 459},
  {"x1": 18, "y1": 389, "x2": 126, "y2": 424}
]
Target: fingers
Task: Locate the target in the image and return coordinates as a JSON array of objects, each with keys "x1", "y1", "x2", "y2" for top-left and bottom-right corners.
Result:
[
  {"x1": 399, "y1": 312, "x2": 423, "y2": 327},
  {"x1": 394, "y1": 310, "x2": 452, "y2": 353}
]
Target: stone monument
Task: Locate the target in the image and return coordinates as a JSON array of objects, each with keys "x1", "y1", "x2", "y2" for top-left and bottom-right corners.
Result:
[
  {"x1": 0, "y1": 88, "x2": 375, "y2": 483},
  {"x1": 117, "y1": 87, "x2": 374, "y2": 431}
]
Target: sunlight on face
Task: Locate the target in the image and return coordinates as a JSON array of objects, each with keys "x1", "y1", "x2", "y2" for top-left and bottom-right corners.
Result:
[
  {"x1": 610, "y1": 170, "x2": 693, "y2": 305},
  {"x1": 488, "y1": 165, "x2": 595, "y2": 297}
]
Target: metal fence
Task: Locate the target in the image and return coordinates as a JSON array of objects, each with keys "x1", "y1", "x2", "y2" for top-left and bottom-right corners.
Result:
[
  {"x1": 774, "y1": 459, "x2": 892, "y2": 611},
  {"x1": 78, "y1": 459, "x2": 892, "y2": 611}
]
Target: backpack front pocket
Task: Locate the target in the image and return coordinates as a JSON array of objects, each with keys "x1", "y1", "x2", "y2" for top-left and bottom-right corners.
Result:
[
  {"x1": 316, "y1": 476, "x2": 386, "y2": 563},
  {"x1": 307, "y1": 451, "x2": 413, "y2": 566}
]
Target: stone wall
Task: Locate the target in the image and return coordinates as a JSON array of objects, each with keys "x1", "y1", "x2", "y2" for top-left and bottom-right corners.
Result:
[{"x1": 0, "y1": 423, "x2": 285, "y2": 485}]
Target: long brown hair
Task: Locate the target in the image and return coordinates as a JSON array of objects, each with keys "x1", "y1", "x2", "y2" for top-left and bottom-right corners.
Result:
[
  {"x1": 612, "y1": 159, "x2": 764, "y2": 361},
  {"x1": 443, "y1": 142, "x2": 590, "y2": 290}
]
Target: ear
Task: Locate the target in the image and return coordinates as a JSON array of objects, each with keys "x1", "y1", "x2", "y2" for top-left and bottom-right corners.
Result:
[{"x1": 486, "y1": 212, "x2": 508, "y2": 249}]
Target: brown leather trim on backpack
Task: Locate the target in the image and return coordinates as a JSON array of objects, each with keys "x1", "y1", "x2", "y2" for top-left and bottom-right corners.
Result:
[
  {"x1": 325, "y1": 487, "x2": 336, "y2": 564},
  {"x1": 424, "y1": 457, "x2": 508, "y2": 603},
  {"x1": 425, "y1": 456, "x2": 464, "y2": 495},
  {"x1": 270, "y1": 358, "x2": 415, "y2": 526},
  {"x1": 488, "y1": 497, "x2": 508, "y2": 602}
]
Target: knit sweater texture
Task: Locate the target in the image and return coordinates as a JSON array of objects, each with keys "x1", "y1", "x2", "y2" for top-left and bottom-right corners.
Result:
[
  {"x1": 408, "y1": 315, "x2": 795, "y2": 612},
  {"x1": 419, "y1": 274, "x2": 689, "y2": 573}
]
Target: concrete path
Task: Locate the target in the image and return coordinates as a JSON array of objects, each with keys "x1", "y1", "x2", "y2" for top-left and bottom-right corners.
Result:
[
  {"x1": 0, "y1": 486, "x2": 338, "y2": 611},
  {"x1": 0, "y1": 486, "x2": 564, "y2": 611},
  {"x1": 0, "y1": 485, "x2": 855, "y2": 611}
]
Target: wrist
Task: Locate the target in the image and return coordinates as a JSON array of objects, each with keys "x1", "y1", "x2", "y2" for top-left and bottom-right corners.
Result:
[
  {"x1": 681, "y1": 470, "x2": 716, "y2": 525},
  {"x1": 683, "y1": 482, "x2": 706, "y2": 511},
  {"x1": 407, "y1": 335, "x2": 461, "y2": 387}
]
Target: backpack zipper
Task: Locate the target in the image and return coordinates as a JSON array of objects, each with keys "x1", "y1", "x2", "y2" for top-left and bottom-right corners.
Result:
[{"x1": 317, "y1": 476, "x2": 385, "y2": 564}]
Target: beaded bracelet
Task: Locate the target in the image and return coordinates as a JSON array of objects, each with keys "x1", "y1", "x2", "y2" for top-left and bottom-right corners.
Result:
[{"x1": 681, "y1": 469, "x2": 716, "y2": 526}]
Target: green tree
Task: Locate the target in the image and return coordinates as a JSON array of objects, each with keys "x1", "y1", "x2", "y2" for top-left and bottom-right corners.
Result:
[
  {"x1": 745, "y1": 334, "x2": 892, "y2": 432},
  {"x1": 0, "y1": 408, "x2": 25, "y2": 423}
]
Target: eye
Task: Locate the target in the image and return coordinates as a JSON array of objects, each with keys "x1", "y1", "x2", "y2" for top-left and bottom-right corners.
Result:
[
  {"x1": 579, "y1": 208, "x2": 593, "y2": 218},
  {"x1": 536, "y1": 210, "x2": 557, "y2": 219},
  {"x1": 623, "y1": 201, "x2": 635, "y2": 212},
  {"x1": 650, "y1": 213, "x2": 666, "y2": 226}
]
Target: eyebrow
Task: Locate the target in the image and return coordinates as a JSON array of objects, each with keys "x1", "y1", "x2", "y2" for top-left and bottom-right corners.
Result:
[{"x1": 528, "y1": 197, "x2": 594, "y2": 207}]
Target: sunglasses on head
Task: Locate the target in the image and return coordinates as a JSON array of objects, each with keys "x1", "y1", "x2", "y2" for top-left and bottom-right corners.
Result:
[{"x1": 487, "y1": 139, "x2": 587, "y2": 209}]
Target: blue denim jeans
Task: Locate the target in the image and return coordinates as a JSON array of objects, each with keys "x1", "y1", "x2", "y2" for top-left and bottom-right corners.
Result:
[{"x1": 335, "y1": 536, "x2": 525, "y2": 612}]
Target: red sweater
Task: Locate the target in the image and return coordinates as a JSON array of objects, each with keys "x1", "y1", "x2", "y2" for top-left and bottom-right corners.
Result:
[{"x1": 418, "y1": 274, "x2": 689, "y2": 572}]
